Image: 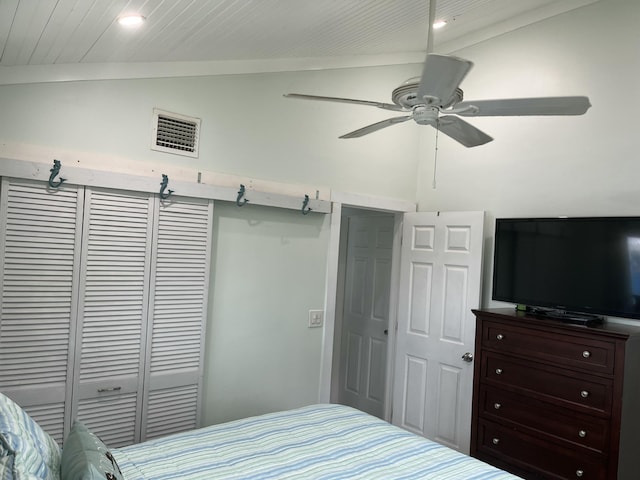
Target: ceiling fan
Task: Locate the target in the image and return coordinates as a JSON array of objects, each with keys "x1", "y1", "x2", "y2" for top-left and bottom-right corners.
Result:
[{"x1": 284, "y1": 2, "x2": 591, "y2": 148}]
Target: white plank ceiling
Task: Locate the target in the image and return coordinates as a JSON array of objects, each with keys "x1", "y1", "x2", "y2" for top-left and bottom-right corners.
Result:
[{"x1": 0, "y1": 0, "x2": 598, "y2": 69}]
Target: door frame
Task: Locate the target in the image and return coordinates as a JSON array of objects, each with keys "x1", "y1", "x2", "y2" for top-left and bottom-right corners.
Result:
[{"x1": 318, "y1": 191, "x2": 415, "y2": 421}]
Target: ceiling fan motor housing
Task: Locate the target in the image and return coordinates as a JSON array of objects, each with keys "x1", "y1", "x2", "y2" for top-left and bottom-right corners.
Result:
[
  {"x1": 412, "y1": 105, "x2": 439, "y2": 125},
  {"x1": 392, "y1": 80, "x2": 464, "y2": 110}
]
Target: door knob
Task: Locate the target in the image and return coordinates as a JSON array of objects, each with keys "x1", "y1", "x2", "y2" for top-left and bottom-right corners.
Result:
[{"x1": 461, "y1": 352, "x2": 473, "y2": 362}]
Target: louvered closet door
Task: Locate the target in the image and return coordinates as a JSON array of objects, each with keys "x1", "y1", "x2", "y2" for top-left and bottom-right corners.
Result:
[
  {"x1": 72, "y1": 187, "x2": 153, "y2": 448},
  {"x1": 142, "y1": 197, "x2": 213, "y2": 441},
  {"x1": 0, "y1": 178, "x2": 83, "y2": 444}
]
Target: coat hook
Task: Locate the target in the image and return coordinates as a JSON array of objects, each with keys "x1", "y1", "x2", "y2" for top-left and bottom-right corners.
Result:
[
  {"x1": 236, "y1": 184, "x2": 249, "y2": 206},
  {"x1": 302, "y1": 194, "x2": 312, "y2": 215},
  {"x1": 160, "y1": 174, "x2": 174, "y2": 200},
  {"x1": 48, "y1": 159, "x2": 66, "y2": 188}
]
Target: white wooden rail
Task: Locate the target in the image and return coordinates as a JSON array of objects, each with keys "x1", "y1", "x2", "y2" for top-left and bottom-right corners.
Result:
[{"x1": 0, "y1": 157, "x2": 332, "y2": 214}]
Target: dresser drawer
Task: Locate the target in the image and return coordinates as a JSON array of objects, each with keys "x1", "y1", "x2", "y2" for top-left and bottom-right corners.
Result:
[
  {"x1": 482, "y1": 353, "x2": 613, "y2": 414},
  {"x1": 476, "y1": 419, "x2": 607, "y2": 480},
  {"x1": 479, "y1": 385, "x2": 609, "y2": 453},
  {"x1": 482, "y1": 320, "x2": 615, "y2": 375}
]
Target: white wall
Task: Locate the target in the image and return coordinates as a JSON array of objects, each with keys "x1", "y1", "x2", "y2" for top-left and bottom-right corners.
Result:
[
  {"x1": 203, "y1": 202, "x2": 329, "y2": 425},
  {"x1": 0, "y1": 65, "x2": 421, "y2": 200},
  {"x1": 415, "y1": 0, "x2": 640, "y2": 307},
  {"x1": 0, "y1": 61, "x2": 421, "y2": 424}
]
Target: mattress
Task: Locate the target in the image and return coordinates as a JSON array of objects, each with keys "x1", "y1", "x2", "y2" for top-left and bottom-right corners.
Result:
[{"x1": 113, "y1": 404, "x2": 520, "y2": 479}]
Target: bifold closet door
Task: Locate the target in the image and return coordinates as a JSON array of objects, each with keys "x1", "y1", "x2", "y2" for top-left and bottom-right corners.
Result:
[
  {"x1": 71, "y1": 187, "x2": 154, "y2": 448},
  {"x1": 0, "y1": 179, "x2": 212, "y2": 446},
  {"x1": 0, "y1": 178, "x2": 83, "y2": 443},
  {"x1": 142, "y1": 197, "x2": 213, "y2": 441}
]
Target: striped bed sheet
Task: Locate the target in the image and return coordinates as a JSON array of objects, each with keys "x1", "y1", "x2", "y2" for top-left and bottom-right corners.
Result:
[{"x1": 113, "y1": 404, "x2": 520, "y2": 479}]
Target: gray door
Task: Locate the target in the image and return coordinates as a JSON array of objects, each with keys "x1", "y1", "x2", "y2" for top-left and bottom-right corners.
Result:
[{"x1": 338, "y1": 214, "x2": 394, "y2": 418}]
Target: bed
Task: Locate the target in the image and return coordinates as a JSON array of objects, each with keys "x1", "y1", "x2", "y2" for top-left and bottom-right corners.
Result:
[{"x1": 0, "y1": 393, "x2": 521, "y2": 479}]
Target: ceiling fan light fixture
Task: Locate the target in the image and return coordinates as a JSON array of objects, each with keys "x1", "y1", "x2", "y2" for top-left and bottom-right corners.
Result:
[{"x1": 117, "y1": 14, "x2": 146, "y2": 27}]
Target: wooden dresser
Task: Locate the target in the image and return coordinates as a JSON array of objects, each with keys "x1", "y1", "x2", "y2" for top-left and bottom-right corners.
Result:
[{"x1": 470, "y1": 308, "x2": 640, "y2": 480}]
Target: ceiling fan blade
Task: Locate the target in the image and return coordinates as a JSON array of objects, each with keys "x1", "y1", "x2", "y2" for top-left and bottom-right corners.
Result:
[
  {"x1": 417, "y1": 54, "x2": 473, "y2": 107},
  {"x1": 455, "y1": 96, "x2": 591, "y2": 117},
  {"x1": 284, "y1": 93, "x2": 406, "y2": 112},
  {"x1": 339, "y1": 116, "x2": 412, "y2": 139},
  {"x1": 437, "y1": 116, "x2": 493, "y2": 147}
]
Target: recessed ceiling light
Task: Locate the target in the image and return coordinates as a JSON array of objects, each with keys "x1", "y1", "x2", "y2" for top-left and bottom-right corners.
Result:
[
  {"x1": 117, "y1": 15, "x2": 145, "y2": 27},
  {"x1": 433, "y1": 20, "x2": 447, "y2": 29}
]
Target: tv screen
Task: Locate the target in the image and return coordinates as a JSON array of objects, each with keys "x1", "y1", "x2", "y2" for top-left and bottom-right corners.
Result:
[{"x1": 492, "y1": 217, "x2": 640, "y2": 320}]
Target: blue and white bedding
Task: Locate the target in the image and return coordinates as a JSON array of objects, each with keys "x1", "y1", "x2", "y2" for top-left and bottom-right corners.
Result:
[
  {"x1": 0, "y1": 393, "x2": 521, "y2": 480},
  {"x1": 113, "y1": 404, "x2": 520, "y2": 479}
]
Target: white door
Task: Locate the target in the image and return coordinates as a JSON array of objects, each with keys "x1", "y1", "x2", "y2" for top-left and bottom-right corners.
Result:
[
  {"x1": 339, "y1": 214, "x2": 394, "y2": 418},
  {"x1": 0, "y1": 178, "x2": 83, "y2": 444},
  {"x1": 141, "y1": 196, "x2": 213, "y2": 441},
  {"x1": 72, "y1": 187, "x2": 154, "y2": 448},
  {"x1": 392, "y1": 211, "x2": 484, "y2": 453}
]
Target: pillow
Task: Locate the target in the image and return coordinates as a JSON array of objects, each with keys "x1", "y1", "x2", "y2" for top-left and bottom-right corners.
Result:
[
  {"x1": 0, "y1": 393, "x2": 61, "y2": 480},
  {"x1": 61, "y1": 422, "x2": 122, "y2": 480},
  {"x1": 0, "y1": 454, "x2": 15, "y2": 480}
]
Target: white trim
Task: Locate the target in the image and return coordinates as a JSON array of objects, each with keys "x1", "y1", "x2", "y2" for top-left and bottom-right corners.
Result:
[
  {"x1": 383, "y1": 213, "x2": 404, "y2": 421},
  {"x1": 0, "y1": 53, "x2": 425, "y2": 86},
  {"x1": 0, "y1": 142, "x2": 331, "y2": 202},
  {"x1": 318, "y1": 191, "x2": 416, "y2": 406},
  {"x1": 0, "y1": 157, "x2": 331, "y2": 214},
  {"x1": 318, "y1": 202, "x2": 342, "y2": 403},
  {"x1": 331, "y1": 190, "x2": 416, "y2": 214},
  {"x1": 329, "y1": 213, "x2": 350, "y2": 404}
]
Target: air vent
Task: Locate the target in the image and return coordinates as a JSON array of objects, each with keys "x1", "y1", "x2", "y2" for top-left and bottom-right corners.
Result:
[{"x1": 151, "y1": 109, "x2": 200, "y2": 158}]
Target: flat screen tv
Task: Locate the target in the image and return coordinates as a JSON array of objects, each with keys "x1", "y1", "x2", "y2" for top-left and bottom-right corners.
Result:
[{"x1": 492, "y1": 217, "x2": 640, "y2": 323}]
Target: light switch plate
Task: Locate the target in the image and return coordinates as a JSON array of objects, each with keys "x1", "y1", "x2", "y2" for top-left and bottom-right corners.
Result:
[{"x1": 308, "y1": 309, "x2": 323, "y2": 328}]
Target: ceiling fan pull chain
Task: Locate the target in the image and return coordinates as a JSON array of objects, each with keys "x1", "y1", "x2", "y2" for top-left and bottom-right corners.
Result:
[{"x1": 432, "y1": 122, "x2": 440, "y2": 189}]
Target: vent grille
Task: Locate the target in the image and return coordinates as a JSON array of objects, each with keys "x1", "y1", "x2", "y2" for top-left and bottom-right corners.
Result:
[{"x1": 151, "y1": 109, "x2": 200, "y2": 158}]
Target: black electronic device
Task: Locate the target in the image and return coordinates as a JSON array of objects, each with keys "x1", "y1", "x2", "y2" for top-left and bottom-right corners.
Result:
[{"x1": 492, "y1": 217, "x2": 640, "y2": 324}]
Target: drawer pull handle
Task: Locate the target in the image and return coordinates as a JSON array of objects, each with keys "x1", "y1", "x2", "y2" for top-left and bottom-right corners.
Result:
[
  {"x1": 97, "y1": 386, "x2": 122, "y2": 393},
  {"x1": 582, "y1": 350, "x2": 591, "y2": 358},
  {"x1": 578, "y1": 430, "x2": 587, "y2": 438},
  {"x1": 496, "y1": 334, "x2": 504, "y2": 340},
  {"x1": 495, "y1": 368, "x2": 503, "y2": 375},
  {"x1": 492, "y1": 438, "x2": 500, "y2": 445},
  {"x1": 580, "y1": 390, "x2": 590, "y2": 398},
  {"x1": 494, "y1": 403, "x2": 502, "y2": 410},
  {"x1": 576, "y1": 470, "x2": 584, "y2": 478}
]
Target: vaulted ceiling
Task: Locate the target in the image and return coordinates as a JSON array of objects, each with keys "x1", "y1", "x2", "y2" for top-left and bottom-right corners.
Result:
[{"x1": 1, "y1": 0, "x2": 598, "y2": 69}]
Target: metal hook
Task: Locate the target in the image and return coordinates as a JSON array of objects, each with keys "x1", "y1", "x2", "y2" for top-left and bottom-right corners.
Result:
[
  {"x1": 160, "y1": 174, "x2": 174, "y2": 200},
  {"x1": 301, "y1": 194, "x2": 312, "y2": 215},
  {"x1": 48, "y1": 160, "x2": 66, "y2": 188},
  {"x1": 236, "y1": 184, "x2": 249, "y2": 207}
]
